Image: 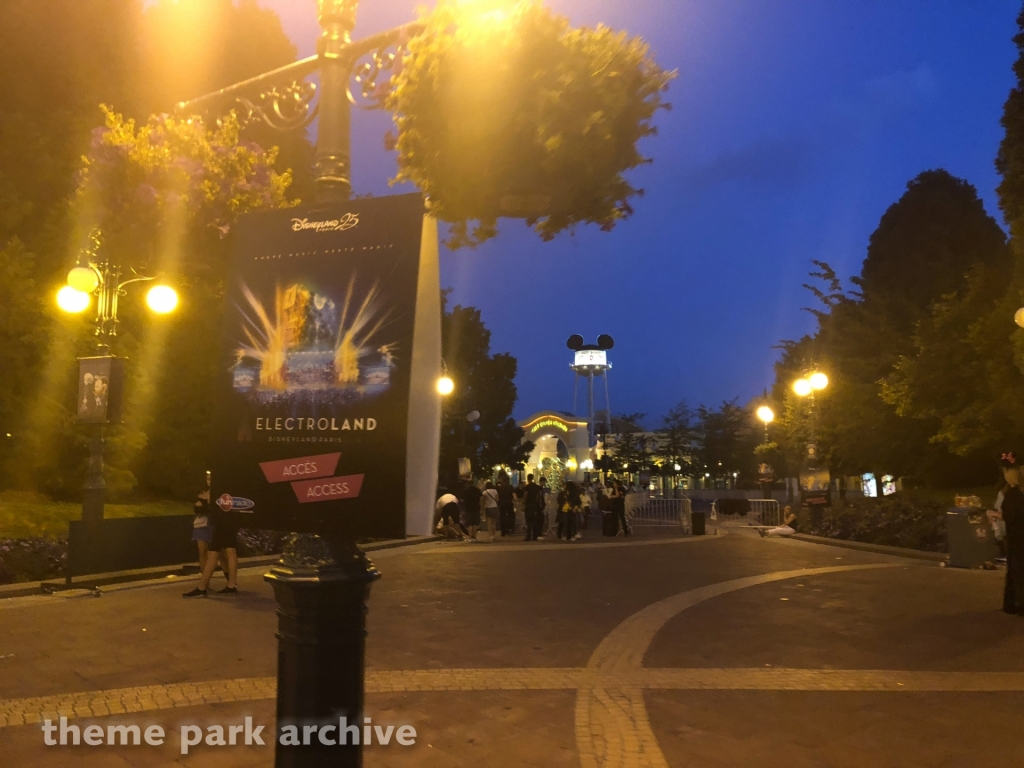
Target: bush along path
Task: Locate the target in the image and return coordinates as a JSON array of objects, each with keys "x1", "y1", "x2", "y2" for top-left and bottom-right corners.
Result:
[
  {"x1": 0, "y1": 529, "x2": 288, "y2": 585},
  {"x1": 798, "y1": 494, "x2": 949, "y2": 553}
]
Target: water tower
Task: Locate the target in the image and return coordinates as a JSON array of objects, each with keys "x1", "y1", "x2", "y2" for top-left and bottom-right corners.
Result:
[{"x1": 567, "y1": 334, "x2": 613, "y2": 447}]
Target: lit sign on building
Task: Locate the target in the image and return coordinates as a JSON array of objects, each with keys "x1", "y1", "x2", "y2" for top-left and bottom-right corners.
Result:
[
  {"x1": 529, "y1": 418, "x2": 569, "y2": 434},
  {"x1": 574, "y1": 349, "x2": 607, "y2": 367}
]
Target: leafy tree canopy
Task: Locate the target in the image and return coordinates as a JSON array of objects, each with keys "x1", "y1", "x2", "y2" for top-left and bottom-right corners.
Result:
[{"x1": 438, "y1": 298, "x2": 531, "y2": 490}]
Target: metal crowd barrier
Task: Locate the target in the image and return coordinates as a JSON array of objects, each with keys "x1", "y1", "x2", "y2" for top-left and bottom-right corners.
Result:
[
  {"x1": 711, "y1": 498, "x2": 781, "y2": 526},
  {"x1": 626, "y1": 494, "x2": 692, "y2": 531}
]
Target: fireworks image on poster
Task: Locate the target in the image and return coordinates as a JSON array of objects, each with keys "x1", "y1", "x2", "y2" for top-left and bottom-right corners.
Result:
[{"x1": 230, "y1": 277, "x2": 397, "y2": 405}]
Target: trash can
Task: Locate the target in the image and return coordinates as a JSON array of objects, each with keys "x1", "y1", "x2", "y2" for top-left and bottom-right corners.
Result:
[
  {"x1": 946, "y1": 508, "x2": 999, "y2": 568},
  {"x1": 691, "y1": 511, "x2": 706, "y2": 536}
]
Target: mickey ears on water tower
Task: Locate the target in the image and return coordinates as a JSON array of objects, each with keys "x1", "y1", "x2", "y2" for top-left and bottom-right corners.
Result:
[
  {"x1": 567, "y1": 334, "x2": 584, "y2": 350},
  {"x1": 597, "y1": 334, "x2": 614, "y2": 350}
]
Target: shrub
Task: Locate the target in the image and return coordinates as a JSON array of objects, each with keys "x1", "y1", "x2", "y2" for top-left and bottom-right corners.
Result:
[
  {"x1": 799, "y1": 494, "x2": 948, "y2": 552},
  {"x1": 0, "y1": 537, "x2": 67, "y2": 584}
]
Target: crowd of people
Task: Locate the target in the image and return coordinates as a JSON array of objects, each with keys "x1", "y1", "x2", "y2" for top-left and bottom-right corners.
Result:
[{"x1": 435, "y1": 474, "x2": 634, "y2": 542}]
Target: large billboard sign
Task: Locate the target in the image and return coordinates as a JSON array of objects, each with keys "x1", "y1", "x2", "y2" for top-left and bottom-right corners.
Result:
[{"x1": 209, "y1": 194, "x2": 436, "y2": 539}]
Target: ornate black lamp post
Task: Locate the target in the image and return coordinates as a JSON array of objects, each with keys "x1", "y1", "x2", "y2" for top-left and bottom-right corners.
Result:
[
  {"x1": 177, "y1": 3, "x2": 426, "y2": 766},
  {"x1": 59, "y1": 230, "x2": 178, "y2": 522}
]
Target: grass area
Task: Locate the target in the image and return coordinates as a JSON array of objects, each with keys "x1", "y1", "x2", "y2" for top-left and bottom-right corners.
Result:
[{"x1": 0, "y1": 491, "x2": 190, "y2": 540}]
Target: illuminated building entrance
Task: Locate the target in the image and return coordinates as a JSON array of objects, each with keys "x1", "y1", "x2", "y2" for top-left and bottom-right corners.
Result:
[{"x1": 519, "y1": 411, "x2": 592, "y2": 482}]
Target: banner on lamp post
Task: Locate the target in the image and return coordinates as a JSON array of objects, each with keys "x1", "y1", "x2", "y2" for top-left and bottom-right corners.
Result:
[
  {"x1": 76, "y1": 356, "x2": 124, "y2": 425},
  {"x1": 209, "y1": 194, "x2": 441, "y2": 539}
]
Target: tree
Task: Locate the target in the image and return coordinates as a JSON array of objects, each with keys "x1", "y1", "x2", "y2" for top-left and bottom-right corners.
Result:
[
  {"x1": 438, "y1": 300, "x2": 530, "y2": 490},
  {"x1": 859, "y1": 169, "x2": 1009, "y2": 336},
  {"x1": 693, "y1": 400, "x2": 757, "y2": 486},
  {"x1": 769, "y1": 171, "x2": 1011, "y2": 487},
  {"x1": 653, "y1": 401, "x2": 695, "y2": 476},
  {"x1": 10, "y1": 108, "x2": 295, "y2": 498},
  {"x1": 607, "y1": 412, "x2": 653, "y2": 473},
  {"x1": 0, "y1": 0, "x2": 313, "y2": 496},
  {"x1": 996, "y1": 4, "x2": 1024, "y2": 244},
  {"x1": 0, "y1": 240, "x2": 49, "y2": 483}
]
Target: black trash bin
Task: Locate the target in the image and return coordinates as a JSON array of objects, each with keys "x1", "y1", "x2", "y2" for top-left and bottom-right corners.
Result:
[{"x1": 691, "y1": 511, "x2": 706, "y2": 536}]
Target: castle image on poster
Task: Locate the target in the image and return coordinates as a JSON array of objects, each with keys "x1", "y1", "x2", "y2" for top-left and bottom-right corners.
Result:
[{"x1": 230, "y1": 277, "x2": 397, "y2": 405}]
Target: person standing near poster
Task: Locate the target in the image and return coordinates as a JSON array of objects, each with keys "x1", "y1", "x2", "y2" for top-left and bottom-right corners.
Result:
[{"x1": 184, "y1": 492, "x2": 239, "y2": 597}]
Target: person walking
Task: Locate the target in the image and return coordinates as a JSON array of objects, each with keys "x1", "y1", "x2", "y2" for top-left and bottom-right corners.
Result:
[
  {"x1": 460, "y1": 479, "x2": 483, "y2": 542},
  {"x1": 523, "y1": 474, "x2": 544, "y2": 541},
  {"x1": 497, "y1": 477, "x2": 516, "y2": 536},
  {"x1": 994, "y1": 452, "x2": 1024, "y2": 615},
  {"x1": 482, "y1": 481, "x2": 500, "y2": 542}
]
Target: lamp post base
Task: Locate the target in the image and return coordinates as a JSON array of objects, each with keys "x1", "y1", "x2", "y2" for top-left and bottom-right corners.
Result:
[{"x1": 265, "y1": 534, "x2": 380, "y2": 768}]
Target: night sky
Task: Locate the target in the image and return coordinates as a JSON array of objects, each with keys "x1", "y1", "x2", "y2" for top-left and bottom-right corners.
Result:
[{"x1": 261, "y1": 0, "x2": 1020, "y2": 424}]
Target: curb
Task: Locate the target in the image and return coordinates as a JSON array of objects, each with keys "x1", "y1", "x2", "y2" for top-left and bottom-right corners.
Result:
[
  {"x1": 788, "y1": 533, "x2": 946, "y2": 562},
  {"x1": 0, "y1": 535, "x2": 441, "y2": 600}
]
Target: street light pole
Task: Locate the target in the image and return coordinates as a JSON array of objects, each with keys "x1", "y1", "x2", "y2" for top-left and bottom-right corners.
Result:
[
  {"x1": 175, "y1": 3, "x2": 428, "y2": 765},
  {"x1": 264, "y1": 5, "x2": 376, "y2": 759},
  {"x1": 315, "y1": 0, "x2": 357, "y2": 202}
]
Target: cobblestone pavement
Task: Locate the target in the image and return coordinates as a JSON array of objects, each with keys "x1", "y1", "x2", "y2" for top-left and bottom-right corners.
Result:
[{"x1": 0, "y1": 529, "x2": 1021, "y2": 767}]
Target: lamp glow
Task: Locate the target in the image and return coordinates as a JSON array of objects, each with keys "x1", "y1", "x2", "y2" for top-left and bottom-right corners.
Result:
[
  {"x1": 436, "y1": 375, "x2": 455, "y2": 396},
  {"x1": 146, "y1": 285, "x2": 179, "y2": 314},
  {"x1": 67, "y1": 266, "x2": 100, "y2": 294},
  {"x1": 56, "y1": 285, "x2": 90, "y2": 313},
  {"x1": 1015, "y1": 307, "x2": 1024, "y2": 328},
  {"x1": 792, "y1": 378, "x2": 812, "y2": 397},
  {"x1": 756, "y1": 405, "x2": 775, "y2": 424},
  {"x1": 809, "y1": 372, "x2": 828, "y2": 390}
]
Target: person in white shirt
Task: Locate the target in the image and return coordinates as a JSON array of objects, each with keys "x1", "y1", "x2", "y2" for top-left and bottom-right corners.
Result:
[
  {"x1": 435, "y1": 492, "x2": 463, "y2": 540},
  {"x1": 482, "y1": 481, "x2": 500, "y2": 542}
]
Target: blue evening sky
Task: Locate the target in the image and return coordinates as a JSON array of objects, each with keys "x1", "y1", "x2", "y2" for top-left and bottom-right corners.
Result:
[{"x1": 260, "y1": 0, "x2": 1020, "y2": 425}]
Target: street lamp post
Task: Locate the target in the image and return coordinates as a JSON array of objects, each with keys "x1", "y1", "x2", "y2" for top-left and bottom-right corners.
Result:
[
  {"x1": 175, "y1": 4, "x2": 432, "y2": 766},
  {"x1": 792, "y1": 370, "x2": 829, "y2": 511},
  {"x1": 755, "y1": 404, "x2": 774, "y2": 445},
  {"x1": 792, "y1": 370, "x2": 828, "y2": 456},
  {"x1": 59, "y1": 230, "x2": 178, "y2": 523},
  {"x1": 755, "y1": 403, "x2": 774, "y2": 501}
]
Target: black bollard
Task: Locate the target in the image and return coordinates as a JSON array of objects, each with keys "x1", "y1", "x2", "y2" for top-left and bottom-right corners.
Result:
[{"x1": 265, "y1": 534, "x2": 380, "y2": 768}]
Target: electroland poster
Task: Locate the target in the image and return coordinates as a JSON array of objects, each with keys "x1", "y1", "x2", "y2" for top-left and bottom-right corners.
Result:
[{"x1": 209, "y1": 194, "x2": 425, "y2": 539}]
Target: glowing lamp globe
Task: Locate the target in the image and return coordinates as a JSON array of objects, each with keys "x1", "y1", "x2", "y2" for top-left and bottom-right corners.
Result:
[
  {"x1": 809, "y1": 371, "x2": 829, "y2": 390},
  {"x1": 1016, "y1": 307, "x2": 1024, "y2": 328},
  {"x1": 56, "y1": 285, "x2": 90, "y2": 313},
  {"x1": 756, "y1": 405, "x2": 775, "y2": 424},
  {"x1": 436, "y1": 376, "x2": 455, "y2": 396},
  {"x1": 67, "y1": 266, "x2": 99, "y2": 293},
  {"x1": 792, "y1": 378, "x2": 812, "y2": 397},
  {"x1": 146, "y1": 285, "x2": 179, "y2": 314}
]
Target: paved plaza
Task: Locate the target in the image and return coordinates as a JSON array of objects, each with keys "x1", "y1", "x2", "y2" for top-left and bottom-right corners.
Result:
[{"x1": 1, "y1": 528, "x2": 1022, "y2": 766}]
